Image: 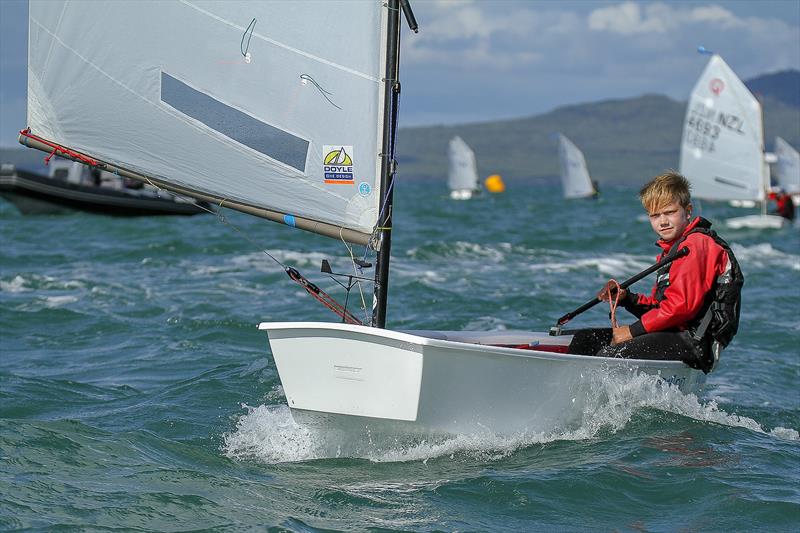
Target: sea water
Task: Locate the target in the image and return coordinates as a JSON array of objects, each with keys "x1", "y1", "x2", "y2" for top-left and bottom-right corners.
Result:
[{"x1": 1, "y1": 180, "x2": 798, "y2": 531}]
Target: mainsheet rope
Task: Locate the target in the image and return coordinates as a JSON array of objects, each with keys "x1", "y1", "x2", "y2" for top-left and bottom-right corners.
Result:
[
  {"x1": 339, "y1": 228, "x2": 371, "y2": 324},
  {"x1": 604, "y1": 279, "x2": 622, "y2": 328},
  {"x1": 191, "y1": 200, "x2": 366, "y2": 326},
  {"x1": 201, "y1": 203, "x2": 365, "y2": 326}
]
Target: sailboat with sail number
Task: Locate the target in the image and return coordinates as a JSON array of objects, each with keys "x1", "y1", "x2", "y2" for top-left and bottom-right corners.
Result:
[
  {"x1": 679, "y1": 53, "x2": 785, "y2": 229},
  {"x1": 22, "y1": 0, "x2": 707, "y2": 438}
]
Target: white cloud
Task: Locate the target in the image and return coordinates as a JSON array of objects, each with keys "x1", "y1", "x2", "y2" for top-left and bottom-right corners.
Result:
[
  {"x1": 688, "y1": 5, "x2": 744, "y2": 27},
  {"x1": 402, "y1": 1, "x2": 579, "y2": 69},
  {"x1": 588, "y1": 2, "x2": 746, "y2": 34},
  {"x1": 588, "y1": 2, "x2": 663, "y2": 34}
]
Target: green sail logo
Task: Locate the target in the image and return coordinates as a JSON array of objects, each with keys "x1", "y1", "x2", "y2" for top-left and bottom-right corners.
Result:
[
  {"x1": 324, "y1": 147, "x2": 353, "y2": 166},
  {"x1": 323, "y1": 145, "x2": 354, "y2": 184}
]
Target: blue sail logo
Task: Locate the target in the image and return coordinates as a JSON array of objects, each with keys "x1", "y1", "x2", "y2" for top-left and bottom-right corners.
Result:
[{"x1": 323, "y1": 145, "x2": 354, "y2": 184}]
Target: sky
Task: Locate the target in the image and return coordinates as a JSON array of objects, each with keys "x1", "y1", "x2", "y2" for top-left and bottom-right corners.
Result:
[{"x1": 1, "y1": 0, "x2": 799, "y2": 147}]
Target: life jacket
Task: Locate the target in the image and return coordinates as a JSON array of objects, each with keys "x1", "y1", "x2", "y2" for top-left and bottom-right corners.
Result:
[
  {"x1": 653, "y1": 217, "x2": 744, "y2": 372},
  {"x1": 778, "y1": 195, "x2": 796, "y2": 220}
]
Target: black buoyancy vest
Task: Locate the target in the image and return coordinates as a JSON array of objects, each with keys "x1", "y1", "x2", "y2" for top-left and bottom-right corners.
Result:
[{"x1": 653, "y1": 217, "x2": 744, "y2": 350}]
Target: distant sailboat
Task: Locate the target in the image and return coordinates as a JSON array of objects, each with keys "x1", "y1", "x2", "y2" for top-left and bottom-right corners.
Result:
[
  {"x1": 773, "y1": 136, "x2": 800, "y2": 202},
  {"x1": 22, "y1": 0, "x2": 708, "y2": 439},
  {"x1": 679, "y1": 54, "x2": 784, "y2": 229},
  {"x1": 557, "y1": 134, "x2": 598, "y2": 199},
  {"x1": 447, "y1": 136, "x2": 481, "y2": 200}
]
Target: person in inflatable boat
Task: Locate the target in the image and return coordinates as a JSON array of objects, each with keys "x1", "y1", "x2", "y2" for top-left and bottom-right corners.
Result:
[{"x1": 567, "y1": 171, "x2": 743, "y2": 373}]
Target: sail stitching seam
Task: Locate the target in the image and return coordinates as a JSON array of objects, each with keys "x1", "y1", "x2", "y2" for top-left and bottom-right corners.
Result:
[
  {"x1": 179, "y1": 0, "x2": 380, "y2": 83},
  {"x1": 37, "y1": 3, "x2": 68, "y2": 82}
]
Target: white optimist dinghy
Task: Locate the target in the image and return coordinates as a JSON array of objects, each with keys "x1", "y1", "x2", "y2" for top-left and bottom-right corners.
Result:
[
  {"x1": 557, "y1": 133, "x2": 598, "y2": 200},
  {"x1": 23, "y1": 0, "x2": 705, "y2": 438},
  {"x1": 447, "y1": 136, "x2": 481, "y2": 200},
  {"x1": 774, "y1": 136, "x2": 800, "y2": 204},
  {"x1": 262, "y1": 324, "x2": 705, "y2": 436},
  {"x1": 679, "y1": 53, "x2": 785, "y2": 229}
]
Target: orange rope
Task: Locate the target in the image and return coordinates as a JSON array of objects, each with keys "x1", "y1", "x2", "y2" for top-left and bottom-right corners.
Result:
[
  {"x1": 605, "y1": 279, "x2": 622, "y2": 328},
  {"x1": 19, "y1": 129, "x2": 99, "y2": 167}
]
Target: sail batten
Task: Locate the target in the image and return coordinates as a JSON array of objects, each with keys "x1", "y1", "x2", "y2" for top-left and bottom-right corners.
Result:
[
  {"x1": 26, "y1": 0, "x2": 389, "y2": 238},
  {"x1": 679, "y1": 55, "x2": 766, "y2": 202}
]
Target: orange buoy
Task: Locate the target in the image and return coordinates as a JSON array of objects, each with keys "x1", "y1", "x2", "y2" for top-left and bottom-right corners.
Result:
[{"x1": 484, "y1": 174, "x2": 505, "y2": 193}]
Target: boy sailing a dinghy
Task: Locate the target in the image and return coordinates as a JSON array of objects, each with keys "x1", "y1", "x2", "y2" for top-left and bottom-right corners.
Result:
[{"x1": 567, "y1": 171, "x2": 743, "y2": 373}]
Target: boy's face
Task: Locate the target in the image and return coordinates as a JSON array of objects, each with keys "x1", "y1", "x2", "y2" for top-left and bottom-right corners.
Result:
[{"x1": 648, "y1": 201, "x2": 692, "y2": 242}]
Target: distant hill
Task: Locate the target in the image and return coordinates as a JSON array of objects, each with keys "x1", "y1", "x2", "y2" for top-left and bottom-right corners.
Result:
[
  {"x1": 396, "y1": 71, "x2": 800, "y2": 184},
  {"x1": 746, "y1": 70, "x2": 800, "y2": 108}
]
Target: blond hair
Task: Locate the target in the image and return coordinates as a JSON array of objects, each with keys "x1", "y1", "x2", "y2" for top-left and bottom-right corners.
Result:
[{"x1": 640, "y1": 171, "x2": 691, "y2": 213}]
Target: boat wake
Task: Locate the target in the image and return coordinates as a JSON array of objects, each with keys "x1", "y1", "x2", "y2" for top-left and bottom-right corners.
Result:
[{"x1": 221, "y1": 372, "x2": 798, "y2": 464}]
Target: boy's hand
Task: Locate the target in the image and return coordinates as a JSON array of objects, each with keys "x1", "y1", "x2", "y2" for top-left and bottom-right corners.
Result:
[
  {"x1": 611, "y1": 326, "x2": 632, "y2": 345},
  {"x1": 597, "y1": 281, "x2": 626, "y2": 302}
]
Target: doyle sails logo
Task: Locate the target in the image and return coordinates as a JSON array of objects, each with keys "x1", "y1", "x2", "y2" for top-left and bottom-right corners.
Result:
[
  {"x1": 323, "y1": 145, "x2": 354, "y2": 184},
  {"x1": 709, "y1": 78, "x2": 725, "y2": 96}
]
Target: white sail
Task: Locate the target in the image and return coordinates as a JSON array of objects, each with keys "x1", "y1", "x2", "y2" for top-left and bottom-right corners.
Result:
[
  {"x1": 679, "y1": 55, "x2": 766, "y2": 202},
  {"x1": 447, "y1": 136, "x2": 479, "y2": 193},
  {"x1": 26, "y1": 0, "x2": 387, "y2": 241},
  {"x1": 557, "y1": 134, "x2": 595, "y2": 199},
  {"x1": 774, "y1": 137, "x2": 800, "y2": 194}
]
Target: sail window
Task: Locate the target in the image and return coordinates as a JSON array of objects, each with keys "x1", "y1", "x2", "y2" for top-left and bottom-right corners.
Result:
[{"x1": 160, "y1": 72, "x2": 309, "y2": 172}]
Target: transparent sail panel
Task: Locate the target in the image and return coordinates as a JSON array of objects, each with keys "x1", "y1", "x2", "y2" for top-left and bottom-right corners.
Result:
[
  {"x1": 679, "y1": 55, "x2": 765, "y2": 202},
  {"x1": 27, "y1": 0, "x2": 387, "y2": 235},
  {"x1": 447, "y1": 136, "x2": 479, "y2": 192},
  {"x1": 160, "y1": 73, "x2": 310, "y2": 172},
  {"x1": 557, "y1": 134, "x2": 594, "y2": 199},
  {"x1": 774, "y1": 137, "x2": 800, "y2": 194}
]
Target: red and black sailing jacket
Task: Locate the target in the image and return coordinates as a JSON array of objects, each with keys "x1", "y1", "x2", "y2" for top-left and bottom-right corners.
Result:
[{"x1": 623, "y1": 217, "x2": 729, "y2": 338}]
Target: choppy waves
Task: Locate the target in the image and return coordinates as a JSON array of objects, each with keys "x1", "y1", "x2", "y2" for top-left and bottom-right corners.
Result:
[{"x1": 222, "y1": 370, "x2": 798, "y2": 465}]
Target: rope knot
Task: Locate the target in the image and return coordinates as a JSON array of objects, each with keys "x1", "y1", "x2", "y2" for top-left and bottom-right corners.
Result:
[{"x1": 606, "y1": 279, "x2": 622, "y2": 328}]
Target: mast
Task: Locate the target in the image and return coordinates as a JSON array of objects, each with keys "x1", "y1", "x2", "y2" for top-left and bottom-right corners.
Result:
[
  {"x1": 372, "y1": 0, "x2": 402, "y2": 329},
  {"x1": 752, "y1": 88, "x2": 768, "y2": 216}
]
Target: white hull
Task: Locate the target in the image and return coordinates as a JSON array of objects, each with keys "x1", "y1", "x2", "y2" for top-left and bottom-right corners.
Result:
[
  {"x1": 725, "y1": 214, "x2": 785, "y2": 229},
  {"x1": 728, "y1": 200, "x2": 757, "y2": 208},
  {"x1": 449, "y1": 189, "x2": 474, "y2": 200},
  {"x1": 259, "y1": 322, "x2": 706, "y2": 437}
]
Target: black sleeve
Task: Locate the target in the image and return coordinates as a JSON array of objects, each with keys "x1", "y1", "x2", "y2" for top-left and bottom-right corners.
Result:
[{"x1": 621, "y1": 291, "x2": 657, "y2": 318}]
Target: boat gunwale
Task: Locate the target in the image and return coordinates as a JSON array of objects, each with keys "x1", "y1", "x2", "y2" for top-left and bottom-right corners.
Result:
[{"x1": 258, "y1": 321, "x2": 695, "y2": 370}]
